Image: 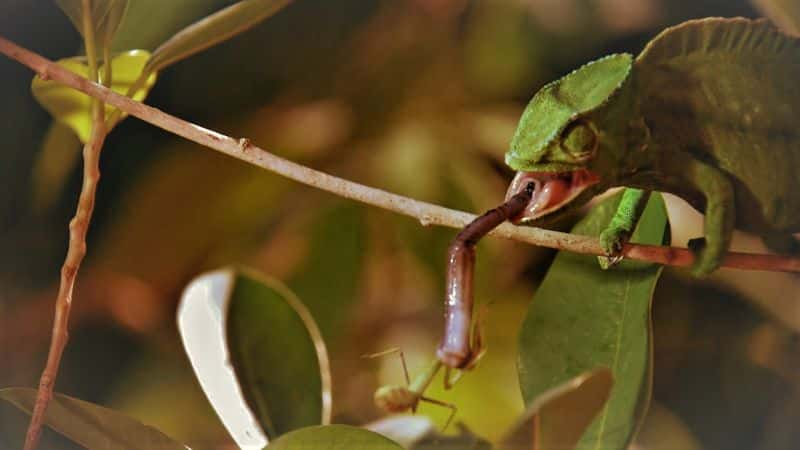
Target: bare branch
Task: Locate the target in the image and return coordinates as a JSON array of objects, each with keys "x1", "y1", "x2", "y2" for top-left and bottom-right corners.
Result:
[{"x1": 0, "y1": 35, "x2": 797, "y2": 274}]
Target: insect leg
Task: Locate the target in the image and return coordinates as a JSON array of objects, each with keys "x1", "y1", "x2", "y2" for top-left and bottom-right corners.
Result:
[
  {"x1": 419, "y1": 395, "x2": 458, "y2": 431},
  {"x1": 362, "y1": 348, "x2": 410, "y2": 386}
]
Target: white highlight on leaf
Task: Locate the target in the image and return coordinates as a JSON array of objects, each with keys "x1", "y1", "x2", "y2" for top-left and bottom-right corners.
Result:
[{"x1": 177, "y1": 269, "x2": 268, "y2": 450}]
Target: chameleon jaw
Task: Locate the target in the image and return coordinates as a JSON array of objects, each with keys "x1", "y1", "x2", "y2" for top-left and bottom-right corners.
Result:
[{"x1": 504, "y1": 169, "x2": 600, "y2": 224}]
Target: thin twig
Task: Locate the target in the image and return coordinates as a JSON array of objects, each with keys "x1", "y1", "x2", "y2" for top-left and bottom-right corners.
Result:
[
  {"x1": 0, "y1": 35, "x2": 797, "y2": 283},
  {"x1": 22, "y1": 6, "x2": 108, "y2": 448}
]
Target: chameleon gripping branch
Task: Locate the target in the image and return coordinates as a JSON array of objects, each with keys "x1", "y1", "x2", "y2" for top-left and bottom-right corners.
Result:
[{"x1": 0, "y1": 35, "x2": 798, "y2": 274}]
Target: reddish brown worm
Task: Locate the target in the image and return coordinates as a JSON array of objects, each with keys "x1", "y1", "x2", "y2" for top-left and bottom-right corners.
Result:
[{"x1": 437, "y1": 183, "x2": 534, "y2": 368}]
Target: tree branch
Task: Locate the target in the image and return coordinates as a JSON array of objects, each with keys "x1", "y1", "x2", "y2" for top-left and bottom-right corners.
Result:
[
  {"x1": 0, "y1": 35, "x2": 798, "y2": 274},
  {"x1": 21, "y1": 6, "x2": 108, "y2": 447}
]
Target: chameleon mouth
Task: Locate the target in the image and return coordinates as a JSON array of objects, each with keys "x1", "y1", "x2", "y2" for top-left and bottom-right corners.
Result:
[{"x1": 504, "y1": 169, "x2": 600, "y2": 223}]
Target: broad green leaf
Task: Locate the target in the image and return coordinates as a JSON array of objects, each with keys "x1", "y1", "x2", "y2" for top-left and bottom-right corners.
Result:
[
  {"x1": 0, "y1": 387, "x2": 184, "y2": 449},
  {"x1": 498, "y1": 369, "x2": 613, "y2": 450},
  {"x1": 227, "y1": 270, "x2": 331, "y2": 436},
  {"x1": 31, "y1": 50, "x2": 156, "y2": 142},
  {"x1": 754, "y1": 0, "x2": 800, "y2": 35},
  {"x1": 518, "y1": 192, "x2": 669, "y2": 450},
  {"x1": 31, "y1": 122, "x2": 82, "y2": 212},
  {"x1": 178, "y1": 268, "x2": 330, "y2": 448},
  {"x1": 145, "y1": 0, "x2": 294, "y2": 73},
  {"x1": 268, "y1": 425, "x2": 403, "y2": 450},
  {"x1": 56, "y1": 0, "x2": 129, "y2": 51}
]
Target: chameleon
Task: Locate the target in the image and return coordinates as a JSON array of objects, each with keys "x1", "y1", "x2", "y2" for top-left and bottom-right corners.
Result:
[{"x1": 503, "y1": 17, "x2": 800, "y2": 276}]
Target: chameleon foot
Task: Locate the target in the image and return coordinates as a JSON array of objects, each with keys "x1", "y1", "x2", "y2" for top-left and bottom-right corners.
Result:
[
  {"x1": 687, "y1": 237, "x2": 722, "y2": 277},
  {"x1": 597, "y1": 226, "x2": 629, "y2": 269}
]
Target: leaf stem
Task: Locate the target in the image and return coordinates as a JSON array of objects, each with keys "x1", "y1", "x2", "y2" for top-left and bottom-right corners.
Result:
[
  {"x1": 21, "y1": 5, "x2": 108, "y2": 448},
  {"x1": 0, "y1": 34, "x2": 796, "y2": 288}
]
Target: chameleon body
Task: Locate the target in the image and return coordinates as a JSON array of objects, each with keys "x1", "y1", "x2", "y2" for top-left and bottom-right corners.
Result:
[{"x1": 504, "y1": 17, "x2": 800, "y2": 275}]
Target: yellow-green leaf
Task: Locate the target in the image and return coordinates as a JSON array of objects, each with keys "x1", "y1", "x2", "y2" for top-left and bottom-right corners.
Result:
[
  {"x1": 518, "y1": 192, "x2": 669, "y2": 450},
  {"x1": 146, "y1": 0, "x2": 294, "y2": 73},
  {"x1": 31, "y1": 49, "x2": 156, "y2": 142},
  {"x1": 56, "y1": 0, "x2": 129, "y2": 51},
  {"x1": 0, "y1": 387, "x2": 184, "y2": 449}
]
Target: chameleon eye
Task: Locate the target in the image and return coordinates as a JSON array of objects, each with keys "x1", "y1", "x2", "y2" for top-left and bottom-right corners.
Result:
[{"x1": 560, "y1": 120, "x2": 598, "y2": 161}]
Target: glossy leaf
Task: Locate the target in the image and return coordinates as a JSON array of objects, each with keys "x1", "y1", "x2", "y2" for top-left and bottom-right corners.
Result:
[
  {"x1": 178, "y1": 268, "x2": 331, "y2": 448},
  {"x1": 56, "y1": 0, "x2": 129, "y2": 51},
  {"x1": 0, "y1": 387, "x2": 184, "y2": 449},
  {"x1": 518, "y1": 192, "x2": 669, "y2": 450},
  {"x1": 268, "y1": 425, "x2": 403, "y2": 450},
  {"x1": 499, "y1": 369, "x2": 613, "y2": 450},
  {"x1": 31, "y1": 50, "x2": 156, "y2": 142},
  {"x1": 145, "y1": 0, "x2": 294, "y2": 73}
]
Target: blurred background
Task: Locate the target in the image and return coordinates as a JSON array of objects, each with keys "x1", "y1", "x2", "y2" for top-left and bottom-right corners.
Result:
[{"x1": 1, "y1": 0, "x2": 799, "y2": 448}]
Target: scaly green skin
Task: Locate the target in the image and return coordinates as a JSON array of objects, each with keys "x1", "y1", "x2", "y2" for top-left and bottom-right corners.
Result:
[{"x1": 505, "y1": 18, "x2": 800, "y2": 276}]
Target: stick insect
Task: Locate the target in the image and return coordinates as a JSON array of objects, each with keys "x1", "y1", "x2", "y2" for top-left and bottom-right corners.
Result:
[{"x1": 436, "y1": 182, "x2": 534, "y2": 370}]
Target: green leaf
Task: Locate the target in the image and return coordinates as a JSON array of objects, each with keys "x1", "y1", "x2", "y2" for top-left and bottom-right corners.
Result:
[
  {"x1": 268, "y1": 425, "x2": 404, "y2": 450},
  {"x1": 498, "y1": 369, "x2": 614, "y2": 450},
  {"x1": 518, "y1": 192, "x2": 669, "y2": 450},
  {"x1": 31, "y1": 50, "x2": 156, "y2": 142},
  {"x1": 56, "y1": 0, "x2": 129, "y2": 51},
  {"x1": 178, "y1": 268, "x2": 331, "y2": 447},
  {"x1": 227, "y1": 270, "x2": 331, "y2": 436},
  {"x1": 0, "y1": 387, "x2": 184, "y2": 449},
  {"x1": 145, "y1": 0, "x2": 294, "y2": 73}
]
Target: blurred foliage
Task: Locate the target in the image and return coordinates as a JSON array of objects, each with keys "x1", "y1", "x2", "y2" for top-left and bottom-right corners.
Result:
[{"x1": 2, "y1": 0, "x2": 800, "y2": 449}]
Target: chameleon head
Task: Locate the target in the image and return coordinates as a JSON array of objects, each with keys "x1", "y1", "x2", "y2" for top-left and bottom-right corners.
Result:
[{"x1": 503, "y1": 53, "x2": 635, "y2": 224}]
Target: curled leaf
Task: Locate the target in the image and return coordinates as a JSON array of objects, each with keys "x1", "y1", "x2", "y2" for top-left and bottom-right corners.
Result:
[{"x1": 178, "y1": 268, "x2": 331, "y2": 448}]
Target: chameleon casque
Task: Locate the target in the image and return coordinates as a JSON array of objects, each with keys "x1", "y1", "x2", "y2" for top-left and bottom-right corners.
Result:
[{"x1": 503, "y1": 17, "x2": 800, "y2": 276}]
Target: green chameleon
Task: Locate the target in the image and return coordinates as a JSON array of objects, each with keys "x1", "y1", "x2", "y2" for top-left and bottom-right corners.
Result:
[{"x1": 503, "y1": 17, "x2": 800, "y2": 276}]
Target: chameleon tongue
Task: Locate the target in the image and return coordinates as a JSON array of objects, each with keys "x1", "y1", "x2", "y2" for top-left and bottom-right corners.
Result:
[
  {"x1": 527, "y1": 177, "x2": 570, "y2": 216},
  {"x1": 505, "y1": 169, "x2": 600, "y2": 222}
]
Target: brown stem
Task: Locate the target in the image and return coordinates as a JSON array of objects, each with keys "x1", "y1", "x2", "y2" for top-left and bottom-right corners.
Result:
[
  {"x1": 23, "y1": 120, "x2": 106, "y2": 450},
  {"x1": 0, "y1": 35, "x2": 797, "y2": 274},
  {"x1": 437, "y1": 184, "x2": 534, "y2": 368},
  {"x1": 23, "y1": 4, "x2": 106, "y2": 447}
]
